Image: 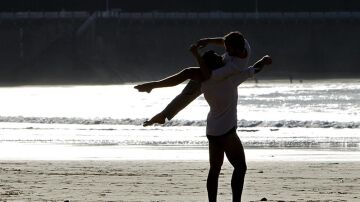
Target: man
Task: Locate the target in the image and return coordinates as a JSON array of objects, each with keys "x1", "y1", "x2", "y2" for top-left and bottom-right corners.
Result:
[
  {"x1": 142, "y1": 31, "x2": 252, "y2": 126},
  {"x1": 137, "y1": 32, "x2": 272, "y2": 201}
]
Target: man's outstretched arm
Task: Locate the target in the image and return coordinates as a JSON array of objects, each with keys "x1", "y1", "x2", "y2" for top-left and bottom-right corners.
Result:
[
  {"x1": 143, "y1": 80, "x2": 202, "y2": 126},
  {"x1": 253, "y1": 55, "x2": 272, "y2": 74},
  {"x1": 231, "y1": 55, "x2": 272, "y2": 86}
]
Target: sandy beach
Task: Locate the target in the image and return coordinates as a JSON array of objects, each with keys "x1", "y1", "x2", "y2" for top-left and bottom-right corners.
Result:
[{"x1": 1, "y1": 160, "x2": 359, "y2": 202}]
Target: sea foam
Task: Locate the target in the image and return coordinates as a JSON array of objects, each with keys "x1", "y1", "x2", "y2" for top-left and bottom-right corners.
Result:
[{"x1": 1, "y1": 116, "x2": 359, "y2": 129}]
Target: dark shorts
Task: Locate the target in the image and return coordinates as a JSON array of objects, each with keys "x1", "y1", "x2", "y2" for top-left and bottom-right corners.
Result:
[
  {"x1": 207, "y1": 126, "x2": 237, "y2": 146},
  {"x1": 206, "y1": 126, "x2": 246, "y2": 167}
]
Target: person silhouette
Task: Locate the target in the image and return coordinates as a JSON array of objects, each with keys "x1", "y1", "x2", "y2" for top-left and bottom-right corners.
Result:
[{"x1": 135, "y1": 31, "x2": 272, "y2": 201}]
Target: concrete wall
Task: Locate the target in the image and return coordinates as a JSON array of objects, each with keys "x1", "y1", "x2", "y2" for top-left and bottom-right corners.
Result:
[
  {"x1": 1, "y1": 13, "x2": 359, "y2": 84},
  {"x1": 2, "y1": 0, "x2": 360, "y2": 12}
]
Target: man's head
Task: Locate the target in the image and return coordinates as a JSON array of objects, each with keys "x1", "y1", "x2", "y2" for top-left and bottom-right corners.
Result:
[
  {"x1": 202, "y1": 50, "x2": 224, "y2": 70},
  {"x1": 224, "y1": 31, "x2": 245, "y2": 56}
]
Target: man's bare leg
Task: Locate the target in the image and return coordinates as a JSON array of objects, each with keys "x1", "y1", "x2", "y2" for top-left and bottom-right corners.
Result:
[
  {"x1": 224, "y1": 133, "x2": 247, "y2": 202},
  {"x1": 207, "y1": 137, "x2": 225, "y2": 202}
]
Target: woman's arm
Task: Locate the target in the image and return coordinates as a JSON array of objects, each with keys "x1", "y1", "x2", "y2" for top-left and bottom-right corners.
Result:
[
  {"x1": 197, "y1": 37, "x2": 224, "y2": 48},
  {"x1": 189, "y1": 44, "x2": 212, "y2": 80}
]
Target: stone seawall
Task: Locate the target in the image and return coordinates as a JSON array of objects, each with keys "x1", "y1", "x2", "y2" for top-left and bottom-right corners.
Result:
[{"x1": 1, "y1": 12, "x2": 359, "y2": 84}]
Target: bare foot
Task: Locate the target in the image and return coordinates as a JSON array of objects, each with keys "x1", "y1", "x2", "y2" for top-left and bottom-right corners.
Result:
[
  {"x1": 134, "y1": 83, "x2": 154, "y2": 93},
  {"x1": 143, "y1": 112, "x2": 166, "y2": 126}
]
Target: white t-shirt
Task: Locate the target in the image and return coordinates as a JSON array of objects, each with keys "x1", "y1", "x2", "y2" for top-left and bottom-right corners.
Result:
[
  {"x1": 201, "y1": 67, "x2": 254, "y2": 136},
  {"x1": 201, "y1": 39, "x2": 253, "y2": 136}
]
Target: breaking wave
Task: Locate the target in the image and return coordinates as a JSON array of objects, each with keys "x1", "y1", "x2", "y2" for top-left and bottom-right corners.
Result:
[{"x1": 1, "y1": 116, "x2": 359, "y2": 129}]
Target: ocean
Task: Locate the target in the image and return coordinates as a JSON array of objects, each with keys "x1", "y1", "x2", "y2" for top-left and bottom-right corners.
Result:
[{"x1": 0, "y1": 79, "x2": 359, "y2": 161}]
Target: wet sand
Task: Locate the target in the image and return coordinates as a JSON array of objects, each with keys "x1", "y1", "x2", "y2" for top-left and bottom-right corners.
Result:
[{"x1": 0, "y1": 160, "x2": 359, "y2": 202}]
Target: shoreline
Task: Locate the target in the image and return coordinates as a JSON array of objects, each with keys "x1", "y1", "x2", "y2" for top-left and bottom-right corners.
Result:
[
  {"x1": 1, "y1": 160, "x2": 359, "y2": 201},
  {"x1": 1, "y1": 143, "x2": 360, "y2": 162}
]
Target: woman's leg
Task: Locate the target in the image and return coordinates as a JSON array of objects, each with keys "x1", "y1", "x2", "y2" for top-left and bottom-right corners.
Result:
[
  {"x1": 134, "y1": 67, "x2": 202, "y2": 93},
  {"x1": 224, "y1": 132, "x2": 247, "y2": 202},
  {"x1": 207, "y1": 137, "x2": 225, "y2": 202}
]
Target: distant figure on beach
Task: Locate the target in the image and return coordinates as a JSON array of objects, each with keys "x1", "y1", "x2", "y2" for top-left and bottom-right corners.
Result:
[{"x1": 135, "y1": 31, "x2": 272, "y2": 201}]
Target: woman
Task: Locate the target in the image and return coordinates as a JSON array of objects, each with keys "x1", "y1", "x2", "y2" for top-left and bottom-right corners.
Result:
[{"x1": 135, "y1": 43, "x2": 271, "y2": 202}]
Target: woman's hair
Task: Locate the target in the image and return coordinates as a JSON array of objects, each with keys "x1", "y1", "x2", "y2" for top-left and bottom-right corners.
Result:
[{"x1": 202, "y1": 50, "x2": 223, "y2": 70}]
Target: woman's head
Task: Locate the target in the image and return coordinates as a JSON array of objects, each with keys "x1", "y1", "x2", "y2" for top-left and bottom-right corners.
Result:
[{"x1": 202, "y1": 50, "x2": 224, "y2": 70}]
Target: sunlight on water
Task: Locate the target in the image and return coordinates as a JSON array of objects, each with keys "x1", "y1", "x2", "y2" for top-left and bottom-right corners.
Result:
[
  {"x1": 0, "y1": 79, "x2": 359, "y2": 160},
  {"x1": 0, "y1": 79, "x2": 359, "y2": 121},
  {"x1": 0, "y1": 84, "x2": 201, "y2": 119}
]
